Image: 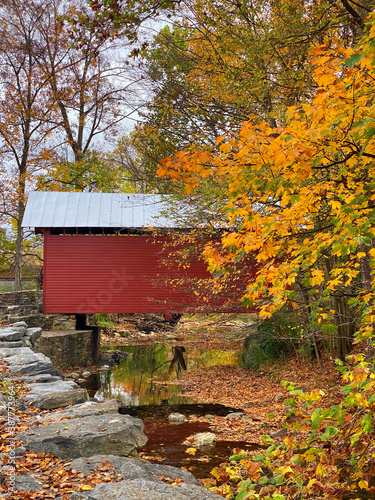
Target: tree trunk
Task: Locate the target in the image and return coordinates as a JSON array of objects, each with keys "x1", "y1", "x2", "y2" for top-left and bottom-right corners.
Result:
[
  {"x1": 296, "y1": 278, "x2": 322, "y2": 368},
  {"x1": 14, "y1": 199, "x2": 25, "y2": 291}
]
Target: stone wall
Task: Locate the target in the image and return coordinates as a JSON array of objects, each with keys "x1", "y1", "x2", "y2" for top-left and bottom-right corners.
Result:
[
  {"x1": 37, "y1": 329, "x2": 100, "y2": 369},
  {"x1": 0, "y1": 296, "x2": 101, "y2": 368},
  {"x1": 0, "y1": 290, "x2": 39, "y2": 318}
]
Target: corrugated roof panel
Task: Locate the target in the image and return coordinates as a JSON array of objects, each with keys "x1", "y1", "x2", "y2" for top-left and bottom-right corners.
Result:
[
  {"x1": 75, "y1": 193, "x2": 90, "y2": 226},
  {"x1": 143, "y1": 197, "x2": 155, "y2": 228},
  {"x1": 87, "y1": 193, "x2": 101, "y2": 227},
  {"x1": 64, "y1": 193, "x2": 80, "y2": 227},
  {"x1": 22, "y1": 191, "x2": 43, "y2": 227},
  {"x1": 50, "y1": 193, "x2": 68, "y2": 227},
  {"x1": 131, "y1": 195, "x2": 144, "y2": 227},
  {"x1": 97, "y1": 193, "x2": 111, "y2": 227},
  {"x1": 110, "y1": 194, "x2": 125, "y2": 227},
  {"x1": 21, "y1": 191, "x2": 182, "y2": 228},
  {"x1": 39, "y1": 192, "x2": 59, "y2": 228}
]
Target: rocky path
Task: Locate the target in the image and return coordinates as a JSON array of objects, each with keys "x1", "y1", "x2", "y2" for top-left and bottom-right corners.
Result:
[{"x1": 0, "y1": 321, "x2": 222, "y2": 499}]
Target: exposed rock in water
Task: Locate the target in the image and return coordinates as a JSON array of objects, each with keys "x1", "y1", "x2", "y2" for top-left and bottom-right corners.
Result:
[
  {"x1": 168, "y1": 412, "x2": 187, "y2": 423},
  {"x1": 188, "y1": 432, "x2": 217, "y2": 448}
]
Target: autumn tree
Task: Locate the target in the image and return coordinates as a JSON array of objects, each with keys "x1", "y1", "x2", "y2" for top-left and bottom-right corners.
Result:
[
  {"x1": 0, "y1": 0, "x2": 155, "y2": 288},
  {"x1": 158, "y1": 10, "x2": 375, "y2": 359},
  {"x1": 107, "y1": 135, "x2": 158, "y2": 193},
  {"x1": 37, "y1": 149, "x2": 134, "y2": 193},
  {"x1": 0, "y1": 0, "x2": 58, "y2": 290},
  {"x1": 31, "y1": 0, "x2": 145, "y2": 189},
  {"x1": 128, "y1": 0, "x2": 369, "y2": 187}
]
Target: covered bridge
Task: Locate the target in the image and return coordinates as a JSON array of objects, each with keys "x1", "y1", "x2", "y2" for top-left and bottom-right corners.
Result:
[{"x1": 22, "y1": 191, "x2": 254, "y2": 315}]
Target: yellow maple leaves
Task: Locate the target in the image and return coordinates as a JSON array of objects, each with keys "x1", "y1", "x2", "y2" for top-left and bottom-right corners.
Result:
[{"x1": 157, "y1": 12, "x2": 375, "y2": 342}]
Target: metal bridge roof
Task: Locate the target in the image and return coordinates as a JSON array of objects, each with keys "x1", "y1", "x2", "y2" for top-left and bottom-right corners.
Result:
[{"x1": 22, "y1": 191, "x2": 177, "y2": 229}]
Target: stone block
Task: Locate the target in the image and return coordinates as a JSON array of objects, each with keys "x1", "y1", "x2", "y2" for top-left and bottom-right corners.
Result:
[
  {"x1": 37, "y1": 330, "x2": 99, "y2": 369},
  {"x1": 17, "y1": 413, "x2": 147, "y2": 460},
  {"x1": 28, "y1": 388, "x2": 89, "y2": 410}
]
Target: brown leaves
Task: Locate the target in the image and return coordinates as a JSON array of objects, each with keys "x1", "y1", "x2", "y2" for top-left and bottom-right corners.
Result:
[{"x1": 0, "y1": 421, "x2": 123, "y2": 500}]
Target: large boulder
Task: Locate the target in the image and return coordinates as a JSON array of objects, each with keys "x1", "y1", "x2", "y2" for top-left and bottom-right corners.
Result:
[
  {"x1": 38, "y1": 400, "x2": 120, "y2": 423},
  {"x1": 65, "y1": 454, "x2": 198, "y2": 485},
  {"x1": 1, "y1": 348, "x2": 63, "y2": 378},
  {"x1": 26, "y1": 388, "x2": 89, "y2": 410},
  {"x1": 17, "y1": 414, "x2": 147, "y2": 460},
  {"x1": 69, "y1": 479, "x2": 222, "y2": 500},
  {"x1": 0, "y1": 327, "x2": 24, "y2": 342},
  {"x1": 13, "y1": 454, "x2": 221, "y2": 497}
]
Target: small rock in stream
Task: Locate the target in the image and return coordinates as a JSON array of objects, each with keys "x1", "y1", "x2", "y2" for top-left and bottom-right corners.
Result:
[
  {"x1": 226, "y1": 412, "x2": 243, "y2": 419},
  {"x1": 168, "y1": 412, "x2": 186, "y2": 423},
  {"x1": 189, "y1": 432, "x2": 216, "y2": 447}
]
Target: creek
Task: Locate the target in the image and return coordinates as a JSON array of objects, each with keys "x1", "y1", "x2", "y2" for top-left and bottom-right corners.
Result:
[{"x1": 81, "y1": 344, "x2": 256, "y2": 478}]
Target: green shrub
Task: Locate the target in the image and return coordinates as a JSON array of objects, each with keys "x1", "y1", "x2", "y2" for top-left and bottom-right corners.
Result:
[
  {"x1": 94, "y1": 313, "x2": 115, "y2": 334},
  {"x1": 242, "y1": 311, "x2": 303, "y2": 369}
]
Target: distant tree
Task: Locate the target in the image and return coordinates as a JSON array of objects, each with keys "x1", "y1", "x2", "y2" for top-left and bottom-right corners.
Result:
[
  {"x1": 0, "y1": 0, "x2": 57, "y2": 290},
  {"x1": 0, "y1": 0, "x2": 154, "y2": 288},
  {"x1": 37, "y1": 149, "x2": 132, "y2": 192},
  {"x1": 34, "y1": 0, "x2": 144, "y2": 184}
]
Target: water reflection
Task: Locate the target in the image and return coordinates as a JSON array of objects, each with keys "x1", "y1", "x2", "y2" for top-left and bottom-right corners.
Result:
[{"x1": 93, "y1": 344, "x2": 239, "y2": 407}]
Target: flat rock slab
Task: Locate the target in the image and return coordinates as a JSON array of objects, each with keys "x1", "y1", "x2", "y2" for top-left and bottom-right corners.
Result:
[
  {"x1": 25, "y1": 328, "x2": 42, "y2": 342},
  {"x1": 28, "y1": 388, "x2": 89, "y2": 410},
  {"x1": 69, "y1": 479, "x2": 222, "y2": 500},
  {"x1": 25, "y1": 380, "x2": 78, "y2": 395},
  {"x1": 0, "y1": 347, "x2": 34, "y2": 358},
  {"x1": 0, "y1": 341, "x2": 23, "y2": 348},
  {"x1": 21, "y1": 374, "x2": 63, "y2": 384},
  {"x1": 1, "y1": 348, "x2": 63, "y2": 377},
  {"x1": 12, "y1": 321, "x2": 28, "y2": 329},
  {"x1": 65, "y1": 454, "x2": 199, "y2": 485},
  {"x1": 39, "y1": 400, "x2": 120, "y2": 423},
  {"x1": 5, "y1": 351, "x2": 51, "y2": 367},
  {"x1": 17, "y1": 414, "x2": 147, "y2": 460},
  {"x1": 0, "y1": 327, "x2": 23, "y2": 342},
  {"x1": 23, "y1": 380, "x2": 88, "y2": 410}
]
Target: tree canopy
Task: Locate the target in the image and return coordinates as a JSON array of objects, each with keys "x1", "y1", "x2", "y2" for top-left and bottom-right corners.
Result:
[{"x1": 156, "y1": 9, "x2": 375, "y2": 360}]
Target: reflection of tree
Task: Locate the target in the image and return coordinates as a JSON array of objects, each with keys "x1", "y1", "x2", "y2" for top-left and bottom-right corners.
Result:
[
  {"x1": 168, "y1": 346, "x2": 187, "y2": 378},
  {"x1": 98, "y1": 345, "x2": 189, "y2": 406},
  {"x1": 96, "y1": 345, "x2": 238, "y2": 406},
  {"x1": 151, "y1": 346, "x2": 187, "y2": 379}
]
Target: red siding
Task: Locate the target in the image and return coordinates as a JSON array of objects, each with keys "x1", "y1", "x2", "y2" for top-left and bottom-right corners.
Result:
[{"x1": 43, "y1": 232, "x2": 250, "y2": 314}]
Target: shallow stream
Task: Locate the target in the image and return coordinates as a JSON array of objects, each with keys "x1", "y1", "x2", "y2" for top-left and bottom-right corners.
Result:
[{"x1": 81, "y1": 344, "x2": 254, "y2": 478}]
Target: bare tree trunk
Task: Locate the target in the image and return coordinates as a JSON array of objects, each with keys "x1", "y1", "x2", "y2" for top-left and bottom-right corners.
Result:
[
  {"x1": 14, "y1": 216, "x2": 23, "y2": 291},
  {"x1": 324, "y1": 254, "x2": 357, "y2": 361},
  {"x1": 14, "y1": 184, "x2": 25, "y2": 291},
  {"x1": 359, "y1": 242, "x2": 374, "y2": 353},
  {"x1": 296, "y1": 278, "x2": 322, "y2": 368}
]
